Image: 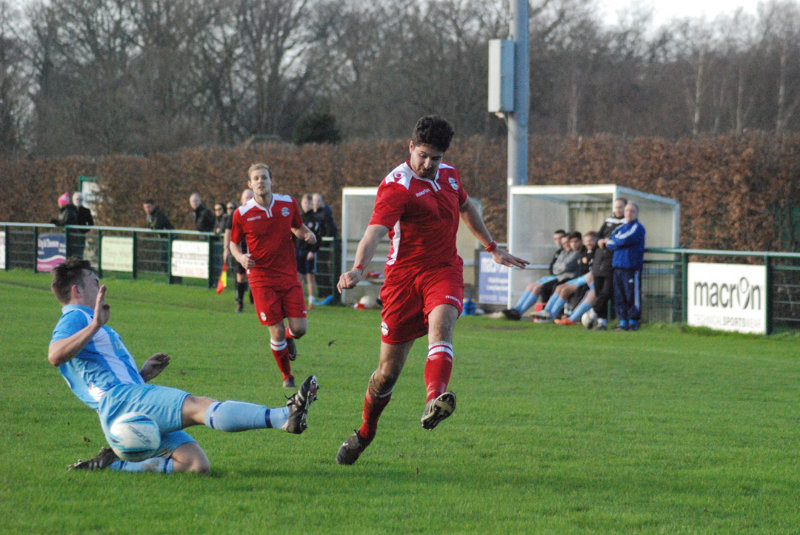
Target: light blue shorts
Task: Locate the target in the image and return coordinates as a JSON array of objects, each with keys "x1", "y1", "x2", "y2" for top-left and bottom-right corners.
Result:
[
  {"x1": 568, "y1": 275, "x2": 589, "y2": 288},
  {"x1": 97, "y1": 383, "x2": 196, "y2": 457},
  {"x1": 536, "y1": 275, "x2": 557, "y2": 285}
]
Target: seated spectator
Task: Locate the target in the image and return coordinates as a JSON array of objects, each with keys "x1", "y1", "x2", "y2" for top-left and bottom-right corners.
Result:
[
  {"x1": 502, "y1": 230, "x2": 583, "y2": 320},
  {"x1": 536, "y1": 231, "x2": 597, "y2": 321}
]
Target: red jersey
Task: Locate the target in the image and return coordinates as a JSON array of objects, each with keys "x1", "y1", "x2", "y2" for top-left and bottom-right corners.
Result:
[
  {"x1": 230, "y1": 195, "x2": 303, "y2": 287},
  {"x1": 369, "y1": 161, "x2": 468, "y2": 276}
]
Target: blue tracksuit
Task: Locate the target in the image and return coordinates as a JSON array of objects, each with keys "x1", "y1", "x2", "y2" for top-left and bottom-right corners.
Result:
[{"x1": 607, "y1": 220, "x2": 646, "y2": 325}]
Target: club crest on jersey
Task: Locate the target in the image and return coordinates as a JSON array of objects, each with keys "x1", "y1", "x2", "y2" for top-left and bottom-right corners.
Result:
[
  {"x1": 380, "y1": 322, "x2": 389, "y2": 336},
  {"x1": 281, "y1": 207, "x2": 290, "y2": 217},
  {"x1": 448, "y1": 177, "x2": 458, "y2": 190}
]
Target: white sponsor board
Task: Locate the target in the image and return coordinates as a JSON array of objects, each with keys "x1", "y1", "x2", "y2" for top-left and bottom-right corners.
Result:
[
  {"x1": 101, "y1": 236, "x2": 134, "y2": 273},
  {"x1": 687, "y1": 262, "x2": 766, "y2": 334},
  {"x1": 171, "y1": 240, "x2": 209, "y2": 278},
  {"x1": 0, "y1": 231, "x2": 5, "y2": 269}
]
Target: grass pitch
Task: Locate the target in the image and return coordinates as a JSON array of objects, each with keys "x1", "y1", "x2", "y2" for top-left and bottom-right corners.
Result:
[{"x1": 1, "y1": 269, "x2": 798, "y2": 534}]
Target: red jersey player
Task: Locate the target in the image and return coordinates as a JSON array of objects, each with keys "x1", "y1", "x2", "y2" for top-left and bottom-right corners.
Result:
[
  {"x1": 229, "y1": 163, "x2": 318, "y2": 389},
  {"x1": 335, "y1": 116, "x2": 529, "y2": 465}
]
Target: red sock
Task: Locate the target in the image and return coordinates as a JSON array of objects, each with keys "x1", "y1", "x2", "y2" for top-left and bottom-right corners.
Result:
[
  {"x1": 424, "y1": 342, "x2": 454, "y2": 403},
  {"x1": 270, "y1": 339, "x2": 292, "y2": 380},
  {"x1": 358, "y1": 389, "x2": 392, "y2": 441}
]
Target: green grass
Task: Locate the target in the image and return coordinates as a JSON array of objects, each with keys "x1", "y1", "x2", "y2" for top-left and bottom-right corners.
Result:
[{"x1": 1, "y1": 269, "x2": 798, "y2": 534}]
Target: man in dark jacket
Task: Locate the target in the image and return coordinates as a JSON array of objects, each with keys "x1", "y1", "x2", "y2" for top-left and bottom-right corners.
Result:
[
  {"x1": 602, "y1": 202, "x2": 646, "y2": 331},
  {"x1": 591, "y1": 198, "x2": 626, "y2": 330},
  {"x1": 52, "y1": 192, "x2": 78, "y2": 226},
  {"x1": 189, "y1": 193, "x2": 215, "y2": 232},
  {"x1": 143, "y1": 199, "x2": 174, "y2": 230}
]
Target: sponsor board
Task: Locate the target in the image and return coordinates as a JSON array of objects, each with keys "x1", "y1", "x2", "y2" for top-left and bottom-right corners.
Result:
[
  {"x1": 101, "y1": 236, "x2": 134, "y2": 273},
  {"x1": 687, "y1": 262, "x2": 766, "y2": 334},
  {"x1": 478, "y1": 251, "x2": 509, "y2": 305},
  {"x1": 171, "y1": 240, "x2": 209, "y2": 278},
  {"x1": 37, "y1": 233, "x2": 66, "y2": 272}
]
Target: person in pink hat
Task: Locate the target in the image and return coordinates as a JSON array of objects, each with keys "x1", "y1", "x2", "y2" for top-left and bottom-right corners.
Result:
[{"x1": 51, "y1": 192, "x2": 78, "y2": 226}]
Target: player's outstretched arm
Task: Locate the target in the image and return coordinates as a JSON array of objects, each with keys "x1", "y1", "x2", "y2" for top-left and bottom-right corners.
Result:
[
  {"x1": 337, "y1": 224, "x2": 389, "y2": 292},
  {"x1": 140, "y1": 353, "x2": 170, "y2": 382},
  {"x1": 459, "y1": 198, "x2": 529, "y2": 269},
  {"x1": 48, "y1": 285, "x2": 110, "y2": 367}
]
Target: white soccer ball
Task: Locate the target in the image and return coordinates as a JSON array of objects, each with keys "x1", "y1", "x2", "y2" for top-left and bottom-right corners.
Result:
[
  {"x1": 108, "y1": 412, "x2": 161, "y2": 461},
  {"x1": 581, "y1": 308, "x2": 598, "y2": 329},
  {"x1": 359, "y1": 294, "x2": 377, "y2": 309}
]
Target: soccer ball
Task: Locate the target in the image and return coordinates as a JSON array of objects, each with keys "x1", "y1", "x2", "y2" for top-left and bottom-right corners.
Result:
[
  {"x1": 108, "y1": 412, "x2": 161, "y2": 461},
  {"x1": 581, "y1": 308, "x2": 598, "y2": 329}
]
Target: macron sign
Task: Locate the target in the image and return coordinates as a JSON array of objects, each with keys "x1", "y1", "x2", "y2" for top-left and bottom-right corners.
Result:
[{"x1": 687, "y1": 262, "x2": 766, "y2": 334}]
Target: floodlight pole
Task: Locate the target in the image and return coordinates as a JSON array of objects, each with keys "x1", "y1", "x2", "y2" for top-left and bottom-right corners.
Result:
[{"x1": 508, "y1": 0, "x2": 529, "y2": 188}]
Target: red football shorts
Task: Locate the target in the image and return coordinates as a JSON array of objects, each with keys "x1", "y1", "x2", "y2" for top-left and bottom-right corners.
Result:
[
  {"x1": 251, "y1": 282, "x2": 306, "y2": 325},
  {"x1": 378, "y1": 264, "x2": 464, "y2": 345}
]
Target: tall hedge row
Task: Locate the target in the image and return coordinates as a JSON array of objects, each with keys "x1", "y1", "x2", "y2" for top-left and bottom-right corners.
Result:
[{"x1": 2, "y1": 133, "x2": 798, "y2": 252}]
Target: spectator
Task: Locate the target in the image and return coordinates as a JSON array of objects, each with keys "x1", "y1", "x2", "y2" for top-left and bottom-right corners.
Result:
[
  {"x1": 51, "y1": 192, "x2": 78, "y2": 226},
  {"x1": 213, "y1": 203, "x2": 227, "y2": 235},
  {"x1": 539, "y1": 231, "x2": 597, "y2": 322},
  {"x1": 189, "y1": 193, "x2": 215, "y2": 232},
  {"x1": 312, "y1": 193, "x2": 338, "y2": 237},
  {"x1": 69, "y1": 192, "x2": 94, "y2": 258},
  {"x1": 502, "y1": 230, "x2": 583, "y2": 320},
  {"x1": 142, "y1": 199, "x2": 174, "y2": 230},
  {"x1": 223, "y1": 189, "x2": 254, "y2": 312},
  {"x1": 591, "y1": 198, "x2": 627, "y2": 330},
  {"x1": 296, "y1": 194, "x2": 319, "y2": 309},
  {"x1": 602, "y1": 202, "x2": 646, "y2": 331},
  {"x1": 73, "y1": 192, "x2": 94, "y2": 228}
]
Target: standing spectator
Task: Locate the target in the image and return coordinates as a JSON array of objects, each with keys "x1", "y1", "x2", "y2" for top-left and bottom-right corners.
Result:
[
  {"x1": 229, "y1": 164, "x2": 317, "y2": 388},
  {"x1": 142, "y1": 199, "x2": 174, "y2": 230},
  {"x1": 69, "y1": 192, "x2": 94, "y2": 258},
  {"x1": 213, "y1": 203, "x2": 227, "y2": 235},
  {"x1": 308, "y1": 192, "x2": 337, "y2": 304},
  {"x1": 591, "y1": 198, "x2": 626, "y2": 330},
  {"x1": 73, "y1": 192, "x2": 95, "y2": 228},
  {"x1": 296, "y1": 194, "x2": 319, "y2": 309},
  {"x1": 189, "y1": 193, "x2": 215, "y2": 232},
  {"x1": 48, "y1": 257, "x2": 318, "y2": 474},
  {"x1": 51, "y1": 192, "x2": 78, "y2": 226},
  {"x1": 142, "y1": 199, "x2": 175, "y2": 276},
  {"x1": 602, "y1": 202, "x2": 646, "y2": 331},
  {"x1": 224, "y1": 189, "x2": 254, "y2": 312},
  {"x1": 334, "y1": 115, "x2": 528, "y2": 465},
  {"x1": 311, "y1": 193, "x2": 337, "y2": 237}
]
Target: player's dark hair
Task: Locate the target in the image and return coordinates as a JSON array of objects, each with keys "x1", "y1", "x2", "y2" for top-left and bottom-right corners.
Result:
[
  {"x1": 51, "y1": 257, "x2": 94, "y2": 304},
  {"x1": 411, "y1": 115, "x2": 454, "y2": 152},
  {"x1": 554, "y1": 229, "x2": 566, "y2": 236},
  {"x1": 568, "y1": 231, "x2": 582, "y2": 241},
  {"x1": 585, "y1": 230, "x2": 598, "y2": 239},
  {"x1": 143, "y1": 199, "x2": 154, "y2": 205}
]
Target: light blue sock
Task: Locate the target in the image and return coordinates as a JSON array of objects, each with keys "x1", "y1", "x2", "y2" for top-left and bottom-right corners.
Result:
[
  {"x1": 513, "y1": 290, "x2": 532, "y2": 310},
  {"x1": 110, "y1": 457, "x2": 174, "y2": 474},
  {"x1": 518, "y1": 292, "x2": 540, "y2": 313},
  {"x1": 569, "y1": 300, "x2": 592, "y2": 322},
  {"x1": 548, "y1": 296, "x2": 566, "y2": 317},
  {"x1": 204, "y1": 401, "x2": 270, "y2": 432}
]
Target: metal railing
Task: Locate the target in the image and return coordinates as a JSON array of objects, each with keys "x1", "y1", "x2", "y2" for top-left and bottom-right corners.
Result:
[
  {"x1": 644, "y1": 248, "x2": 800, "y2": 333},
  {"x1": 1, "y1": 223, "x2": 341, "y2": 299}
]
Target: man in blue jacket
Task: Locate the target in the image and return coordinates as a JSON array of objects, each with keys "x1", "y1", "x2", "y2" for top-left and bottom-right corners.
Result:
[{"x1": 599, "y1": 202, "x2": 645, "y2": 331}]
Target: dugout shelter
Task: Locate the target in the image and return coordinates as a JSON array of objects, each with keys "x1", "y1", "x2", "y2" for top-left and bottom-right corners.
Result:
[
  {"x1": 506, "y1": 184, "x2": 680, "y2": 310},
  {"x1": 340, "y1": 187, "x2": 482, "y2": 304}
]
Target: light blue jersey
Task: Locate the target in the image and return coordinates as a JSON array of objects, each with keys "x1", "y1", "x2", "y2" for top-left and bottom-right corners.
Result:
[{"x1": 50, "y1": 305, "x2": 144, "y2": 410}]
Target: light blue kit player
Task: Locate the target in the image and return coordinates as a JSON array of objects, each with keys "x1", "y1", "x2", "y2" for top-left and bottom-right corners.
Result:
[{"x1": 48, "y1": 257, "x2": 319, "y2": 474}]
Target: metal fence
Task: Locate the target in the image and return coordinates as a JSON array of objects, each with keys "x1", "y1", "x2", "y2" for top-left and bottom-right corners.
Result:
[
  {"x1": 1, "y1": 223, "x2": 341, "y2": 301},
  {"x1": 643, "y1": 248, "x2": 800, "y2": 333}
]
